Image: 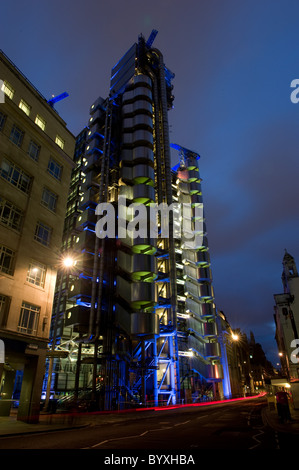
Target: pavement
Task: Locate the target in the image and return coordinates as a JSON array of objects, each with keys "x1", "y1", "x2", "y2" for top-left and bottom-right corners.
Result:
[{"x1": 0, "y1": 398, "x2": 298, "y2": 439}]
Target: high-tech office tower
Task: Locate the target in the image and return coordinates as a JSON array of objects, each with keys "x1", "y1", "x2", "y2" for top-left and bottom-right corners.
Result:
[{"x1": 51, "y1": 31, "x2": 225, "y2": 409}]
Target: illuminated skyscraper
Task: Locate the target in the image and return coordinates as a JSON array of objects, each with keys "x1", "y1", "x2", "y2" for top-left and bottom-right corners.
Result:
[{"x1": 50, "y1": 31, "x2": 225, "y2": 409}]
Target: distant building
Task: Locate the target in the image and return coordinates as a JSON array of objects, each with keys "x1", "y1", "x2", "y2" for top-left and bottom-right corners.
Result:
[
  {"x1": 0, "y1": 50, "x2": 75, "y2": 422},
  {"x1": 274, "y1": 251, "x2": 299, "y2": 380},
  {"x1": 216, "y1": 312, "x2": 254, "y2": 397}
]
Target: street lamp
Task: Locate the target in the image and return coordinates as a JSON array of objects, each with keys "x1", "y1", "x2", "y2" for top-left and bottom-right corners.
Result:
[
  {"x1": 232, "y1": 333, "x2": 239, "y2": 341},
  {"x1": 63, "y1": 257, "x2": 75, "y2": 268},
  {"x1": 44, "y1": 255, "x2": 75, "y2": 410}
]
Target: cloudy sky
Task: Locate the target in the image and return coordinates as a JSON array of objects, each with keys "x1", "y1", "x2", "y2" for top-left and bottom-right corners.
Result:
[{"x1": 1, "y1": 0, "x2": 299, "y2": 365}]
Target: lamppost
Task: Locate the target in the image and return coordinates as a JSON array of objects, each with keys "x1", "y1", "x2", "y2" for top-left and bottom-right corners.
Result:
[
  {"x1": 231, "y1": 330, "x2": 249, "y2": 397},
  {"x1": 44, "y1": 255, "x2": 75, "y2": 411}
]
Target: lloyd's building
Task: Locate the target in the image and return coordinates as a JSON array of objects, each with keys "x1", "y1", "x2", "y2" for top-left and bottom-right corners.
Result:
[{"x1": 48, "y1": 31, "x2": 229, "y2": 410}]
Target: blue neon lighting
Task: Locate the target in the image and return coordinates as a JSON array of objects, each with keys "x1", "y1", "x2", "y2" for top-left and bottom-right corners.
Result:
[{"x1": 47, "y1": 92, "x2": 69, "y2": 106}]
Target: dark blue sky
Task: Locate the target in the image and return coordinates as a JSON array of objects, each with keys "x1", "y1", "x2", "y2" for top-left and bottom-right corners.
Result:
[{"x1": 1, "y1": 0, "x2": 299, "y2": 365}]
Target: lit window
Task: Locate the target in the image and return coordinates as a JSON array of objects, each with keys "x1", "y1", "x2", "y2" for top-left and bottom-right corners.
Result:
[
  {"x1": 55, "y1": 135, "x2": 64, "y2": 149},
  {"x1": 17, "y1": 302, "x2": 40, "y2": 335},
  {"x1": 35, "y1": 114, "x2": 46, "y2": 131},
  {"x1": 19, "y1": 99, "x2": 31, "y2": 116},
  {"x1": 27, "y1": 140, "x2": 40, "y2": 162},
  {"x1": 10, "y1": 124, "x2": 24, "y2": 147},
  {"x1": 47, "y1": 157, "x2": 62, "y2": 180},
  {"x1": 26, "y1": 261, "x2": 46, "y2": 287},
  {"x1": 0, "y1": 244, "x2": 15, "y2": 275},
  {"x1": 0, "y1": 196, "x2": 23, "y2": 231},
  {"x1": 41, "y1": 187, "x2": 57, "y2": 212},
  {"x1": 0, "y1": 158, "x2": 31, "y2": 194},
  {"x1": 1, "y1": 81, "x2": 14, "y2": 99},
  {"x1": 34, "y1": 221, "x2": 52, "y2": 247}
]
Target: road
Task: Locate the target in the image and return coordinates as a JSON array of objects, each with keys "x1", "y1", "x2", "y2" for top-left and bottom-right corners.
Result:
[{"x1": 0, "y1": 397, "x2": 296, "y2": 452}]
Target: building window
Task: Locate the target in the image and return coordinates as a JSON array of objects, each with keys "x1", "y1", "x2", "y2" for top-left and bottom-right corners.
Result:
[
  {"x1": 1, "y1": 81, "x2": 14, "y2": 99},
  {"x1": 19, "y1": 99, "x2": 31, "y2": 116},
  {"x1": 0, "y1": 244, "x2": 15, "y2": 275},
  {"x1": 55, "y1": 135, "x2": 65, "y2": 150},
  {"x1": 0, "y1": 158, "x2": 32, "y2": 194},
  {"x1": 35, "y1": 114, "x2": 46, "y2": 131},
  {"x1": 34, "y1": 221, "x2": 52, "y2": 247},
  {"x1": 41, "y1": 187, "x2": 57, "y2": 212},
  {"x1": 47, "y1": 157, "x2": 62, "y2": 181},
  {"x1": 26, "y1": 261, "x2": 46, "y2": 288},
  {"x1": 10, "y1": 124, "x2": 24, "y2": 147},
  {"x1": 0, "y1": 112, "x2": 6, "y2": 131},
  {"x1": 27, "y1": 140, "x2": 40, "y2": 162},
  {"x1": 17, "y1": 302, "x2": 40, "y2": 335},
  {"x1": 0, "y1": 196, "x2": 23, "y2": 231},
  {"x1": 0, "y1": 294, "x2": 10, "y2": 327}
]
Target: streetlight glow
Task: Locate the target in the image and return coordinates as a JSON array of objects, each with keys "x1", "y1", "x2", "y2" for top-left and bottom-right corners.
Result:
[
  {"x1": 232, "y1": 333, "x2": 239, "y2": 341},
  {"x1": 62, "y1": 256, "x2": 74, "y2": 268}
]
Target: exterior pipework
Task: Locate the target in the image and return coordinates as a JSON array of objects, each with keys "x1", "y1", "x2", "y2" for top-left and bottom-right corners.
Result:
[{"x1": 87, "y1": 100, "x2": 111, "y2": 343}]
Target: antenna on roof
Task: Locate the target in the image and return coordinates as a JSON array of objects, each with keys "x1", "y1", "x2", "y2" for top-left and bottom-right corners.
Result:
[{"x1": 48, "y1": 92, "x2": 69, "y2": 107}]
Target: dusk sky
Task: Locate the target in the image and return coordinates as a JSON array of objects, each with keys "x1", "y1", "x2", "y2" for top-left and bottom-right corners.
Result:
[{"x1": 1, "y1": 0, "x2": 299, "y2": 365}]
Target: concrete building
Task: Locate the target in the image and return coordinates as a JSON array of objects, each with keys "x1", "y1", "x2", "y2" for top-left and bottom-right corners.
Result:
[
  {"x1": 0, "y1": 50, "x2": 75, "y2": 422},
  {"x1": 274, "y1": 250, "x2": 299, "y2": 381},
  {"x1": 47, "y1": 31, "x2": 227, "y2": 410}
]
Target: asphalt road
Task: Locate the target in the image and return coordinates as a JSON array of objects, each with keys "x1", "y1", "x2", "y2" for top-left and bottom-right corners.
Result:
[{"x1": 0, "y1": 397, "x2": 296, "y2": 452}]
